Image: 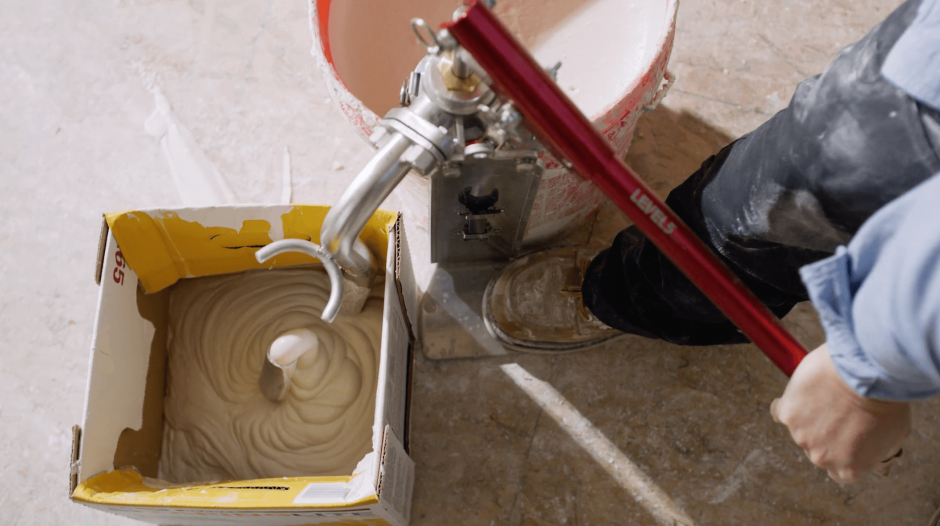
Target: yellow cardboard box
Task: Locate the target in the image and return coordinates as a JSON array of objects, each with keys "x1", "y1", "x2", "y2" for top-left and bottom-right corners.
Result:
[{"x1": 70, "y1": 205, "x2": 417, "y2": 526}]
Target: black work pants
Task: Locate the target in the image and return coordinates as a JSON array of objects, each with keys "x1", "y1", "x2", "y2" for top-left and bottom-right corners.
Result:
[{"x1": 582, "y1": 0, "x2": 940, "y2": 345}]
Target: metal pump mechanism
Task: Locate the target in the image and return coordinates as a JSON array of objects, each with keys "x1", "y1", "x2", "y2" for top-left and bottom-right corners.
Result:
[
  {"x1": 260, "y1": 5, "x2": 547, "y2": 326},
  {"x1": 263, "y1": 0, "x2": 812, "y2": 374}
]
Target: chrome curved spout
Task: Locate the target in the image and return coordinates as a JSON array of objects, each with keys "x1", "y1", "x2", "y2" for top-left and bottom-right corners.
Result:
[
  {"x1": 318, "y1": 68, "x2": 459, "y2": 319},
  {"x1": 255, "y1": 239, "x2": 345, "y2": 322},
  {"x1": 315, "y1": 48, "x2": 489, "y2": 321},
  {"x1": 320, "y1": 132, "x2": 413, "y2": 281}
]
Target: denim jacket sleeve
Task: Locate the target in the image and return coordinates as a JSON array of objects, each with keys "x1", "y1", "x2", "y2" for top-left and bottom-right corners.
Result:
[
  {"x1": 799, "y1": 173, "x2": 940, "y2": 401},
  {"x1": 881, "y1": 0, "x2": 940, "y2": 109}
]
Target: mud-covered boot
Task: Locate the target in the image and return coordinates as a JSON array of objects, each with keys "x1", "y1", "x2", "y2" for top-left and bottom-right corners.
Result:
[{"x1": 483, "y1": 246, "x2": 624, "y2": 352}]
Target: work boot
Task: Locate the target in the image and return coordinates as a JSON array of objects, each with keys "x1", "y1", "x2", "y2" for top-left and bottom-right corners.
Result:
[{"x1": 483, "y1": 246, "x2": 624, "y2": 352}]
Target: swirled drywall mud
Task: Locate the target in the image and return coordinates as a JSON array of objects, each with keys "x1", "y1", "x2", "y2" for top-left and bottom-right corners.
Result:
[{"x1": 158, "y1": 268, "x2": 383, "y2": 483}]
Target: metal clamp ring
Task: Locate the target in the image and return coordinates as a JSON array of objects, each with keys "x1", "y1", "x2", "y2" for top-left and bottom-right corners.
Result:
[{"x1": 255, "y1": 239, "x2": 345, "y2": 323}]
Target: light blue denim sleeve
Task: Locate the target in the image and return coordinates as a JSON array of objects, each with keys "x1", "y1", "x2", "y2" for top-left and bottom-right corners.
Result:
[
  {"x1": 881, "y1": 0, "x2": 940, "y2": 110},
  {"x1": 799, "y1": 173, "x2": 940, "y2": 401}
]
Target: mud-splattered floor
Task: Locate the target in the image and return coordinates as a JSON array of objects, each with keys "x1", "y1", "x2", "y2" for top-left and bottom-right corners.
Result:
[{"x1": 3, "y1": 0, "x2": 938, "y2": 525}]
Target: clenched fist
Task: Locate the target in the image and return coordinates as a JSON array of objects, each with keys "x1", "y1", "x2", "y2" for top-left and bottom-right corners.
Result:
[{"x1": 770, "y1": 344, "x2": 911, "y2": 482}]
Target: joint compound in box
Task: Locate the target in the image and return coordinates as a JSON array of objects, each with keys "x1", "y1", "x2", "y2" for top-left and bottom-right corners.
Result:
[{"x1": 70, "y1": 206, "x2": 417, "y2": 526}]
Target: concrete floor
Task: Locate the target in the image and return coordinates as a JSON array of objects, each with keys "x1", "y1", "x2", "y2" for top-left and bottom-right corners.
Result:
[{"x1": 3, "y1": 0, "x2": 939, "y2": 525}]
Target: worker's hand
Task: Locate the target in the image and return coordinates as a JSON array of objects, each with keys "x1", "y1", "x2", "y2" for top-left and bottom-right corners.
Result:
[{"x1": 770, "y1": 343, "x2": 911, "y2": 483}]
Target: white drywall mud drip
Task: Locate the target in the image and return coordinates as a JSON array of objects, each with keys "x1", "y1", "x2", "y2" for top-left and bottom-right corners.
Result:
[{"x1": 143, "y1": 87, "x2": 237, "y2": 207}]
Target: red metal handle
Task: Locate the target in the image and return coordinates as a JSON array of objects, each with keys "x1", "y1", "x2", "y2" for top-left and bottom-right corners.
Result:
[{"x1": 446, "y1": 0, "x2": 808, "y2": 375}]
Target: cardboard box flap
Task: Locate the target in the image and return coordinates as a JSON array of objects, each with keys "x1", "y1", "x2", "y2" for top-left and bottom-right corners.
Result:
[
  {"x1": 72, "y1": 470, "x2": 381, "y2": 510},
  {"x1": 81, "y1": 232, "x2": 162, "y2": 483},
  {"x1": 95, "y1": 217, "x2": 109, "y2": 286},
  {"x1": 390, "y1": 217, "x2": 417, "y2": 452},
  {"x1": 377, "y1": 426, "x2": 414, "y2": 524},
  {"x1": 69, "y1": 425, "x2": 82, "y2": 497},
  {"x1": 105, "y1": 205, "x2": 398, "y2": 293},
  {"x1": 372, "y1": 239, "x2": 412, "y2": 478}
]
